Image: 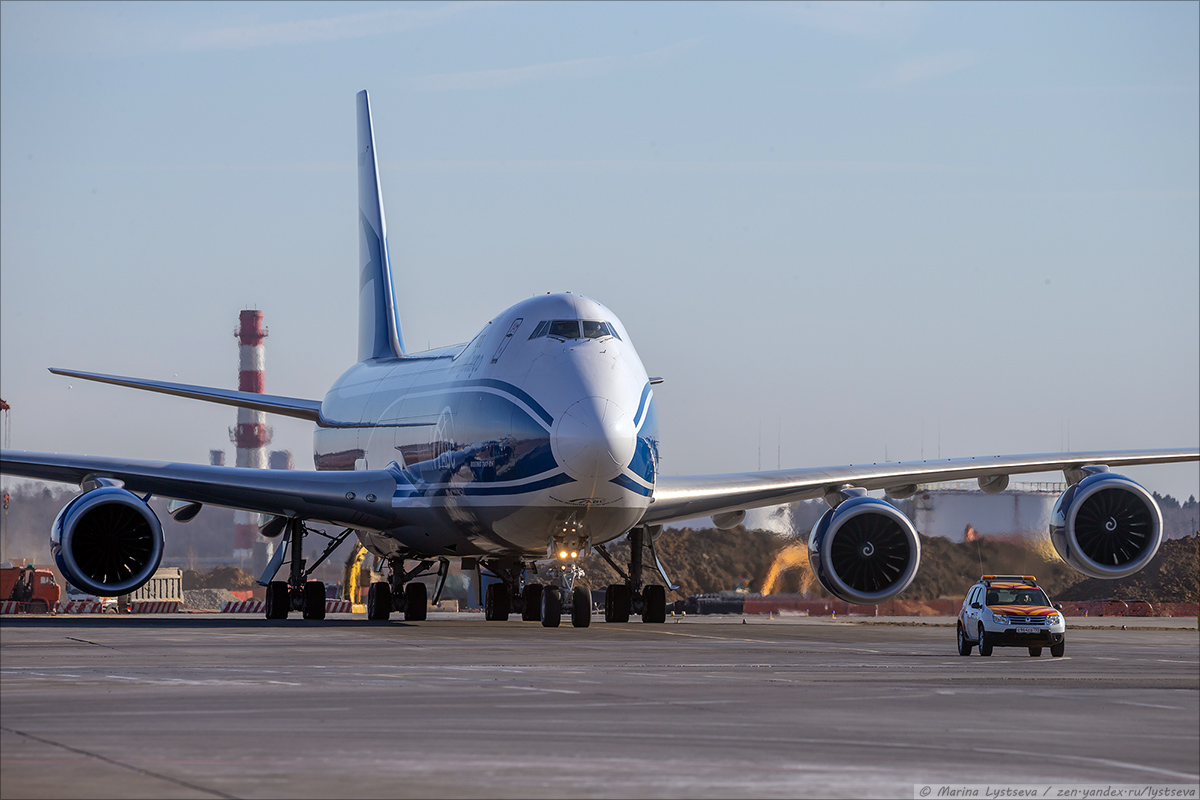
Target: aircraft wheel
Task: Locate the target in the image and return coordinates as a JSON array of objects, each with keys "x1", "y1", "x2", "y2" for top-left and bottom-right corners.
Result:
[
  {"x1": 302, "y1": 581, "x2": 326, "y2": 620},
  {"x1": 521, "y1": 584, "x2": 543, "y2": 621},
  {"x1": 404, "y1": 582, "x2": 427, "y2": 621},
  {"x1": 571, "y1": 586, "x2": 591, "y2": 628},
  {"x1": 605, "y1": 584, "x2": 631, "y2": 622},
  {"x1": 1028, "y1": 647, "x2": 1043, "y2": 657},
  {"x1": 978, "y1": 626, "x2": 993, "y2": 657},
  {"x1": 265, "y1": 581, "x2": 289, "y2": 619},
  {"x1": 367, "y1": 582, "x2": 391, "y2": 621},
  {"x1": 641, "y1": 584, "x2": 666, "y2": 623},
  {"x1": 485, "y1": 583, "x2": 510, "y2": 621},
  {"x1": 957, "y1": 624, "x2": 973, "y2": 656},
  {"x1": 1050, "y1": 639, "x2": 1065, "y2": 658},
  {"x1": 541, "y1": 586, "x2": 562, "y2": 628}
]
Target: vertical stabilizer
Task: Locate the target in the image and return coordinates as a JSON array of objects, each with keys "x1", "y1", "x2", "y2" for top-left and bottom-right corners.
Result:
[{"x1": 356, "y1": 90, "x2": 405, "y2": 360}]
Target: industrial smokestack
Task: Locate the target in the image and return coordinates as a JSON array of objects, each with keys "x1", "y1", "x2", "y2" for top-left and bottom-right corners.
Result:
[{"x1": 230, "y1": 310, "x2": 272, "y2": 559}]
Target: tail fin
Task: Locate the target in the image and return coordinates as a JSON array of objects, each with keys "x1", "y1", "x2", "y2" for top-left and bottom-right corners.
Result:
[{"x1": 356, "y1": 90, "x2": 405, "y2": 360}]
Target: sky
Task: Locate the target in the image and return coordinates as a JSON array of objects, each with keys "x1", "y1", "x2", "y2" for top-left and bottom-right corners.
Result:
[{"x1": 1, "y1": 1, "x2": 1198, "y2": 502}]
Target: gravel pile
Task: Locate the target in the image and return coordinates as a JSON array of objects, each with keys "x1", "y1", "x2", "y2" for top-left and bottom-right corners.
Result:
[{"x1": 183, "y1": 588, "x2": 240, "y2": 610}]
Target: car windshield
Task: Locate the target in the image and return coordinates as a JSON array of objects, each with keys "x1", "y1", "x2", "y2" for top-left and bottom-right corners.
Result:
[{"x1": 985, "y1": 587, "x2": 1051, "y2": 607}]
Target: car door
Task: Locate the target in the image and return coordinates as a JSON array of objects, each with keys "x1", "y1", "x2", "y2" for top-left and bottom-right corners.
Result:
[{"x1": 964, "y1": 587, "x2": 981, "y2": 638}]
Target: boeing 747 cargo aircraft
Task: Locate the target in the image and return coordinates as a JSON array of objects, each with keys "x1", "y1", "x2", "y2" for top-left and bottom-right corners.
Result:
[{"x1": 2, "y1": 91, "x2": 1195, "y2": 628}]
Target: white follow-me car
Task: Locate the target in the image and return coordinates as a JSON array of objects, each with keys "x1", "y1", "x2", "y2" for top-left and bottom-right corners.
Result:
[{"x1": 957, "y1": 575, "x2": 1067, "y2": 658}]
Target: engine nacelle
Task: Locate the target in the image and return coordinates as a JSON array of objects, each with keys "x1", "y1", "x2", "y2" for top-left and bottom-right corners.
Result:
[
  {"x1": 1049, "y1": 473, "x2": 1162, "y2": 579},
  {"x1": 808, "y1": 496, "x2": 921, "y2": 605},
  {"x1": 51, "y1": 487, "x2": 164, "y2": 596}
]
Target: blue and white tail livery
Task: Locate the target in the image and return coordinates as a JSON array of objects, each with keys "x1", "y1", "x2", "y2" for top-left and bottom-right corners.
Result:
[
  {"x1": 2, "y1": 91, "x2": 1195, "y2": 625},
  {"x1": 357, "y1": 90, "x2": 404, "y2": 361}
]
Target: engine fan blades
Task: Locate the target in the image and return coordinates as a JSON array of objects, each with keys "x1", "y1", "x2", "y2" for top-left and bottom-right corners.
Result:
[
  {"x1": 828, "y1": 514, "x2": 911, "y2": 593},
  {"x1": 1074, "y1": 487, "x2": 1153, "y2": 567}
]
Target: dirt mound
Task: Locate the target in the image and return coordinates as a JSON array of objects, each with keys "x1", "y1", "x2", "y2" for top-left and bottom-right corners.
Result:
[
  {"x1": 182, "y1": 566, "x2": 256, "y2": 590},
  {"x1": 578, "y1": 527, "x2": 780, "y2": 597},
  {"x1": 1055, "y1": 536, "x2": 1199, "y2": 603},
  {"x1": 582, "y1": 527, "x2": 1196, "y2": 605},
  {"x1": 182, "y1": 588, "x2": 239, "y2": 610}
]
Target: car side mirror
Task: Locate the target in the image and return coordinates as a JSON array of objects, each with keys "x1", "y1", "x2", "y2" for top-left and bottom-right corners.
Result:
[
  {"x1": 970, "y1": 602, "x2": 981, "y2": 609},
  {"x1": 1054, "y1": 603, "x2": 1063, "y2": 610}
]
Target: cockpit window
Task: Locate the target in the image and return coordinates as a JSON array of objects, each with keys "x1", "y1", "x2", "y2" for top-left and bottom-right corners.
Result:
[
  {"x1": 548, "y1": 320, "x2": 581, "y2": 339},
  {"x1": 530, "y1": 320, "x2": 621, "y2": 341}
]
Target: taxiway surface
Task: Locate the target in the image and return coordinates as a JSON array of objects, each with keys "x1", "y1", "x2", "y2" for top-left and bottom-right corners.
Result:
[{"x1": 2, "y1": 614, "x2": 1197, "y2": 798}]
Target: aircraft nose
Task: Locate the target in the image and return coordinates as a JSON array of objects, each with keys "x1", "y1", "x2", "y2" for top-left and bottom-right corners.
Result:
[{"x1": 553, "y1": 397, "x2": 636, "y2": 481}]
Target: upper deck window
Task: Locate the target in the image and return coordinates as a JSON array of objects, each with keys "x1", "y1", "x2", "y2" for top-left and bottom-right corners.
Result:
[{"x1": 529, "y1": 320, "x2": 621, "y2": 341}]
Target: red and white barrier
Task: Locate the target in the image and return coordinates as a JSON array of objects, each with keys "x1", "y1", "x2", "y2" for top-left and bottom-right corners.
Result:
[
  {"x1": 221, "y1": 600, "x2": 266, "y2": 614},
  {"x1": 220, "y1": 599, "x2": 354, "y2": 614},
  {"x1": 0, "y1": 601, "x2": 20, "y2": 614},
  {"x1": 58, "y1": 601, "x2": 108, "y2": 614},
  {"x1": 130, "y1": 601, "x2": 179, "y2": 614}
]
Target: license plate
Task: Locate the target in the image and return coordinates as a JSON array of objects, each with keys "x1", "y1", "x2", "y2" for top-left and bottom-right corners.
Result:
[{"x1": 1015, "y1": 626, "x2": 1039, "y2": 634}]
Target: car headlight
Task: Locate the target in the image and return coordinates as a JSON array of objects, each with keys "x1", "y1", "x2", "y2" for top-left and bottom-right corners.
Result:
[
  {"x1": 1047, "y1": 613, "x2": 1061, "y2": 625},
  {"x1": 991, "y1": 613, "x2": 1011, "y2": 625}
]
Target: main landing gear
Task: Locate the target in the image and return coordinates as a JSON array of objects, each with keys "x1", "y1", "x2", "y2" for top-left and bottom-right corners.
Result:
[
  {"x1": 596, "y1": 526, "x2": 672, "y2": 624},
  {"x1": 365, "y1": 557, "x2": 448, "y2": 622},
  {"x1": 263, "y1": 519, "x2": 356, "y2": 621}
]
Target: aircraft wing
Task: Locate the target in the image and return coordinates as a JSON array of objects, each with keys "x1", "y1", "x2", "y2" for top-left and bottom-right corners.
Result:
[
  {"x1": 0, "y1": 450, "x2": 397, "y2": 531},
  {"x1": 49, "y1": 368, "x2": 323, "y2": 422},
  {"x1": 643, "y1": 448, "x2": 1199, "y2": 525}
]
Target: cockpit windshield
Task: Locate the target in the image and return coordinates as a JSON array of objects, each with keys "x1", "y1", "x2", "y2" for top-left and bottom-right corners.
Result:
[{"x1": 529, "y1": 320, "x2": 620, "y2": 341}]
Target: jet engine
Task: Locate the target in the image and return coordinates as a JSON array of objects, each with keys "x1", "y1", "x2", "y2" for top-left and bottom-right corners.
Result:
[
  {"x1": 808, "y1": 496, "x2": 921, "y2": 604},
  {"x1": 50, "y1": 487, "x2": 164, "y2": 596},
  {"x1": 1049, "y1": 472, "x2": 1162, "y2": 579}
]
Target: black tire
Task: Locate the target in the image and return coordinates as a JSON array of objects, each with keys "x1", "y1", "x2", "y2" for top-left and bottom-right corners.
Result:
[
  {"x1": 957, "y1": 624, "x2": 973, "y2": 656},
  {"x1": 541, "y1": 586, "x2": 562, "y2": 628},
  {"x1": 605, "y1": 583, "x2": 631, "y2": 623},
  {"x1": 485, "y1": 583, "x2": 510, "y2": 621},
  {"x1": 1028, "y1": 647, "x2": 1043, "y2": 657},
  {"x1": 521, "y1": 584, "x2": 543, "y2": 621},
  {"x1": 1050, "y1": 639, "x2": 1065, "y2": 658},
  {"x1": 367, "y1": 582, "x2": 391, "y2": 621},
  {"x1": 572, "y1": 586, "x2": 591, "y2": 628},
  {"x1": 265, "y1": 581, "x2": 289, "y2": 619},
  {"x1": 404, "y1": 582, "x2": 427, "y2": 621},
  {"x1": 978, "y1": 626, "x2": 993, "y2": 657},
  {"x1": 642, "y1": 584, "x2": 667, "y2": 624},
  {"x1": 302, "y1": 581, "x2": 326, "y2": 620}
]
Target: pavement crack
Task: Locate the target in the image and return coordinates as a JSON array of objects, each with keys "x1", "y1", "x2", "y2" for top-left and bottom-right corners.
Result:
[
  {"x1": 66, "y1": 636, "x2": 120, "y2": 650},
  {"x1": 0, "y1": 726, "x2": 240, "y2": 799}
]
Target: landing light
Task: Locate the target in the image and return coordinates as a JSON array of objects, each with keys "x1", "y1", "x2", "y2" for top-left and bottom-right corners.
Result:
[
  {"x1": 559, "y1": 550, "x2": 568, "y2": 559},
  {"x1": 570, "y1": 551, "x2": 578, "y2": 559}
]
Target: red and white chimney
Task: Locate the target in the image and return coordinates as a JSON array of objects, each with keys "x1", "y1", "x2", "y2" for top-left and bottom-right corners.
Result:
[{"x1": 230, "y1": 310, "x2": 271, "y2": 558}]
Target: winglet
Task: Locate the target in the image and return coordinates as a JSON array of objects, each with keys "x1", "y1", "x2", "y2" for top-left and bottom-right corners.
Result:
[{"x1": 357, "y1": 90, "x2": 405, "y2": 361}]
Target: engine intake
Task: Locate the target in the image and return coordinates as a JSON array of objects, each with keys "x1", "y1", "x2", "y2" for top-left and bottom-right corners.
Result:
[
  {"x1": 808, "y1": 496, "x2": 921, "y2": 604},
  {"x1": 51, "y1": 487, "x2": 164, "y2": 596},
  {"x1": 1050, "y1": 473, "x2": 1162, "y2": 579}
]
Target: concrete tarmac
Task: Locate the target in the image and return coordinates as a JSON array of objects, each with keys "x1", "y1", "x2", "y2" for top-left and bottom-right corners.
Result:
[{"x1": 2, "y1": 613, "x2": 1197, "y2": 799}]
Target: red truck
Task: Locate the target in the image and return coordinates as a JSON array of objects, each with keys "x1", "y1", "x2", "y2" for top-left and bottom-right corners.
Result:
[{"x1": 1, "y1": 564, "x2": 62, "y2": 613}]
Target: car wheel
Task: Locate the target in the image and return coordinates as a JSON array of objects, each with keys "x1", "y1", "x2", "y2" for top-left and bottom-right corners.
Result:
[
  {"x1": 978, "y1": 626, "x2": 993, "y2": 657},
  {"x1": 1050, "y1": 639, "x2": 1065, "y2": 658},
  {"x1": 957, "y1": 624, "x2": 973, "y2": 656},
  {"x1": 1028, "y1": 647, "x2": 1042, "y2": 657}
]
